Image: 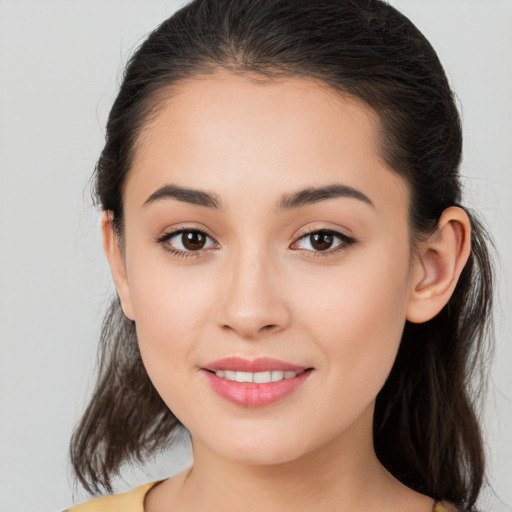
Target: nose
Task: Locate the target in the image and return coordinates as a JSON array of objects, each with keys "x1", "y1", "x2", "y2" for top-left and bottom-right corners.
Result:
[{"x1": 216, "y1": 246, "x2": 291, "y2": 340}]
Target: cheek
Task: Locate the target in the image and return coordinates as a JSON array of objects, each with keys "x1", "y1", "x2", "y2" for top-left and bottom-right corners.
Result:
[
  {"x1": 295, "y1": 242, "x2": 411, "y2": 391},
  {"x1": 125, "y1": 253, "x2": 217, "y2": 389}
]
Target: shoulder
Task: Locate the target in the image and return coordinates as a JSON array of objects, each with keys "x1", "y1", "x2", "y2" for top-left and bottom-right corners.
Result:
[{"x1": 63, "y1": 481, "x2": 160, "y2": 512}]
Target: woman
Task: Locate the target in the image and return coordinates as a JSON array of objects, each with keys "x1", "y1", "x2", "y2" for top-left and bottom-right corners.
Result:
[{"x1": 66, "y1": 0, "x2": 494, "y2": 510}]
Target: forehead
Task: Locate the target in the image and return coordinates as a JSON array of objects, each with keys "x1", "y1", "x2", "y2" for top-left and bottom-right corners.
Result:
[
  {"x1": 135, "y1": 72, "x2": 380, "y2": 166},
  {"x1": 126, "y1": 71, "x2": 409, "y2": 217}
]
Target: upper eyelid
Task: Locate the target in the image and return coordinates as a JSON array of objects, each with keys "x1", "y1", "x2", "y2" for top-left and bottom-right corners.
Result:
[
  {"x1": 293, "y1": 226, "x2": 353, "y2": 241},
  {"x1": 157, "y1": 224, "x2": 217, "y2": 241},
  {"x1": 158, "y1": 225, "x2": 349, "y2": 239},
  {"x1": 156, "y1": 227, "x2": 218, "y2": 258},
  {"x1": 157, "y1": 225, "x2": 355, "y2": 251}
]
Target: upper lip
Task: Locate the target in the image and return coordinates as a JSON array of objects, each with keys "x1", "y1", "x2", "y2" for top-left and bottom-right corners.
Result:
[{"x1": 204, "y1": 357, "x2": 309, "y2": 373}]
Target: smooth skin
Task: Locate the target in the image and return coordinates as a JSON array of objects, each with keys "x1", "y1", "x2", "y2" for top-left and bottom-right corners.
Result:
[{"x1": 103, "y1": 72, "x2": 471, "y2": 512}]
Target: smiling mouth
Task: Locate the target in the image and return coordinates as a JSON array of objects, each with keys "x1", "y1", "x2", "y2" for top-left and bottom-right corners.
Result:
[
  {"x1": 202, "y1": 366, "x2": 314, "y2": 407},
  {"x1": 206, "y1": 369, "x2": 308, "y2": 384},
  {"x1": 201, "y1": 357, "x2": 314, "y2": 406}
]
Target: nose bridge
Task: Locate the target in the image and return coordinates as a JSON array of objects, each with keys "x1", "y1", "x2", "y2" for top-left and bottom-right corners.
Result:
[{"x1": 217, "y1": 240, "x2": 289, "y2": 338}]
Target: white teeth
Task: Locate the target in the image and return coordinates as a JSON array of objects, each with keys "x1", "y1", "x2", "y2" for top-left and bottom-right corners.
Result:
[
  {"x1": 253, "y1": 371, "x2": 271, "y2": 383},
  {"x1": 236, "y1": 371, "x2": 253, "y2": 383},
  {"x1": 214, "y1": 369, "x2": 301, "y2": 383},
  {"x1": 271, "y1": 370, "x2": 284, "y2": 382},
  {"x1": 224, "y1": 370, "x2": 236, "y2": 380}
]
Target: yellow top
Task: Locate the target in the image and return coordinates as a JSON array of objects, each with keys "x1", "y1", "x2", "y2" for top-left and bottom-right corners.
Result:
[
  {"x1": 64, "y1": 481, "x2": 462, "y2": 512},
  {"x1": 434, "y1": 502, "x2": 461, "y2": 512},
  {"x1": 64, "y1": 481, "x2": 160, "y2": 512}
]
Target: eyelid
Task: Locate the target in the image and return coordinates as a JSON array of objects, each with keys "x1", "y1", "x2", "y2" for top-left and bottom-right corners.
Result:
[
  {"x1": 155, "y1": 224, "x2": 357, "y2": 259},
  {"x1": 156, "y1": 224, "x2": 220, "y2": 257},
  {"x1": 294, "y1": 224, "x2": 353, "y2": 239},
  {"x1": 290, "y1": 226, "x2": 357, "y2": 255}
]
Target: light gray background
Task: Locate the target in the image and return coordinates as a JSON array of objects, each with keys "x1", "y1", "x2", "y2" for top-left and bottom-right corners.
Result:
[{"x1": 0, "y1": 1, "x2": 510, "y2": 511}]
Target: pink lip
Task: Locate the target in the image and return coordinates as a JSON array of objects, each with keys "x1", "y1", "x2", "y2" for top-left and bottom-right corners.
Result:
[
  {"x1": 202, "y1": 357, "x2": 313, "y2": 408},
  {"x1": 204, "y1": 357, "x2": 308, "y2": 373}
]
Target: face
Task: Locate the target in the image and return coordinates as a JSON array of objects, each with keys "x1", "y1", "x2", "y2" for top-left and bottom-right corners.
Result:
[{"x1": 112, "y1": 72, "x2": 418, "y2": 465}]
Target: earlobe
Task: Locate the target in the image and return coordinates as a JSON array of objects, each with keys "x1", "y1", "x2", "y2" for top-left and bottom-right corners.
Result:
[
  {"x1": 406, "y1": 206, "x2": 471, "y2": 324},
  {"x1": 101, "y1": 211, "x2": 135, "y2": 321}
]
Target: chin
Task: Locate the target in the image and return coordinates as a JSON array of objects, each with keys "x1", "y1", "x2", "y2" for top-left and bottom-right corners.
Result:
[
  {"x1": 225, "y1": 443, "x2": 306, "y2": 466},
  {"x1": 198, "y1": 423, "x2": 319, "y2": 467}
]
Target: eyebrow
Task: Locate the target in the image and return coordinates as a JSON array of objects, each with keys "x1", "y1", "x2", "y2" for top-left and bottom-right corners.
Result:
[
  {"x1": 276, "y1": 184, "x2": 374, "y2": 212},
  {"x1": 143, "y1": 182, "x2": 374, "y2": 211},
  {"x1": 143, "y1": 184, "x2": 222, "y2": 209}
]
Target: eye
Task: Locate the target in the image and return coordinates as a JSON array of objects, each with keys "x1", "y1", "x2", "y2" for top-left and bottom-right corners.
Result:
[
  {"x1": 291, "y1": 229, "x2": 356, "y2": 254},
  {"x1": 157, "y1": 229, "x2": 217, "y2": 255}
]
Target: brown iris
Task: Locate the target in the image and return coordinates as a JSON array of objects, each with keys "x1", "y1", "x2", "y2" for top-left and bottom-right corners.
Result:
[
  {"x1": 310, "y1": 231, "x2": 334, "y2": 251},
  {"x1": 182, "y1": 231, "x2": 207, "y2": 250}
]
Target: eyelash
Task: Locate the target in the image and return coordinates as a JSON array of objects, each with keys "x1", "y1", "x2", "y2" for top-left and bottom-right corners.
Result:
[
  {"x1": 291, "y1": 227, "x2": 357, "y2": 257},
  {"x1": 156, "y1": 226, "x2": 357, "y2": 259},
  {"x1": 156, "y1": 226, "x2": 219, "y2": 258}
]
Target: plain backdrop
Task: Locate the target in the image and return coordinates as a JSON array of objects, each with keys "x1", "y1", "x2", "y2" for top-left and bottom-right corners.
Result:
[{"x1": 0, "y1": 1, "x2": 510, "y2": 511}]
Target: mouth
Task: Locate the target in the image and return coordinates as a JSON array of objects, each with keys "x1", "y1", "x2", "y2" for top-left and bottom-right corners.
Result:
[
  {"x1": 206, "y1": 368, "x2": 307, "y2": 383},
  {"x1": 201, "y1": 357, "x2": 314, "y2": 407},
  {"x1": 204, "y1": 356, "x2": 309, "y2": 373}
]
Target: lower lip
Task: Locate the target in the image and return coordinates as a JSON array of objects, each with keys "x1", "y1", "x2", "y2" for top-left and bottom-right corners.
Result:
[{"x1": 202, "y1": 369, "x2": 313, "y2": 407}]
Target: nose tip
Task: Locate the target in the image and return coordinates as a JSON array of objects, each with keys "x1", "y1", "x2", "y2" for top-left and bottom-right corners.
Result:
[
  {"x1": 216, "y1": 254, "x2": 290, "y2": 340},
  {"x1": 221, "y1": 317, "x2": 282, "y2": 339}
]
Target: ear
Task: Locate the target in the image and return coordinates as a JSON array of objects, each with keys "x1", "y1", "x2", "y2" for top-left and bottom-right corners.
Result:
[
  {"x1": 406, "y1": 206, "x2": 471, "y2": 324},
  {"x1": 101, "y1": 211, "x2": 135, "y2": 320}
]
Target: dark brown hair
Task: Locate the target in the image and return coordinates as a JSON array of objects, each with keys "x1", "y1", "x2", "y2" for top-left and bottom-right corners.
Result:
[{"x1": 71, "y1": 0, "x2": 494, "y2": 508}]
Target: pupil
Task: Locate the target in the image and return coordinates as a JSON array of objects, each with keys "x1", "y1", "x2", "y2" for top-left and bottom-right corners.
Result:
[
  {"x1": 311, "y1": 232, "x2": 333, "y2": 250},
  {"x1": 183, "y1": 231, "x2": 206, "y2": 250}
]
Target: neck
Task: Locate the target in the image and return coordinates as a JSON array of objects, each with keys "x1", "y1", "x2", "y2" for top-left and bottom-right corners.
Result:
[{"x1": 146, "y1": 404, "x2": 432, "y2": 512}]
